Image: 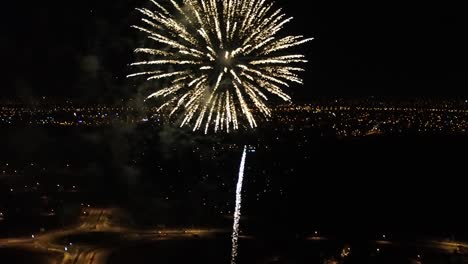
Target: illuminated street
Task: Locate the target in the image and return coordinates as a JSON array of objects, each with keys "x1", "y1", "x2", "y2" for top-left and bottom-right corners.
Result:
[
  {"x1": 2, "y1": 210, "x2": 468, "y2": 264},
  {"x1": 0, "y1": 207, "x2": 228, "y2": 264}
]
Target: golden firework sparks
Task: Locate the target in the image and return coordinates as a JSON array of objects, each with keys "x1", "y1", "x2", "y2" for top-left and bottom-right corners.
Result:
[{"x1": 129, "y1": 0, "x2": 312, "y2": 133}]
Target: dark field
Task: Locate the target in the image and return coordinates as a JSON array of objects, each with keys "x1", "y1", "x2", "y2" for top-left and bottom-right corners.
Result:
[{"x1": 1, "y1": 125, "x2": 467, "y2": 263}]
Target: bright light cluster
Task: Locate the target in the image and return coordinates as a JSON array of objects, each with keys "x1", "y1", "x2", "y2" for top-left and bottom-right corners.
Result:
[{"x1": 129, "y1": 0, "x2": 312, "y2": 133}]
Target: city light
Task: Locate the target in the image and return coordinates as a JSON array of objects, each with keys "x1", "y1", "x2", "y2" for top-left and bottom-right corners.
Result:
[{"x1": 0, "y1": 98, "x2": 466, "y2": 136}]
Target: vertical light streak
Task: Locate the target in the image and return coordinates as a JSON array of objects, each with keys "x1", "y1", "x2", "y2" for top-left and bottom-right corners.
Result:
[{"x1": 231, "y1": 146, "x2": 247, "y2": 264}]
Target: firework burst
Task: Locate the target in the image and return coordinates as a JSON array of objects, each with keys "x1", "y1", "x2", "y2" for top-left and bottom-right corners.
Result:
[{"x1": 129, "y1": 0, "x2": 312, "y2": 133}]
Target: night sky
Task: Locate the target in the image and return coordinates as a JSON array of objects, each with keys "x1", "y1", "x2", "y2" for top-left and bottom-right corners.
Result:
[
  {"x1": 2, "y1": 1, "x2": 468, "y2": 251},
  {"x1": 2, "y1": 1, "x2": 467, "y2": 100}
]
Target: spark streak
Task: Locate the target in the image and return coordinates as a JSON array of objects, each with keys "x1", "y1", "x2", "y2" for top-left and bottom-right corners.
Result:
[{"x1": 231, "y1": 146, "x2": 247, "y2": 264}]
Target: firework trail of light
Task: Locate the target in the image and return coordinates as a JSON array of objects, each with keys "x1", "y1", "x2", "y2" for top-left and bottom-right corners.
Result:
[
  {"x1": 129, "y1": 0, "x2": 312, "y2": 133},
  {"x1": 231, "y1": 146, "x2": 247, "y2": 264}
]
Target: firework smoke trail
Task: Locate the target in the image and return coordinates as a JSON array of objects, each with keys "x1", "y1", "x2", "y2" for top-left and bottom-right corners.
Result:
[
  {"x1": 231, "y1": 146, "x2": 247, "y2": 264},
  {"x1": 129, "y1": 0, "x2": 312, "y2": 133}
]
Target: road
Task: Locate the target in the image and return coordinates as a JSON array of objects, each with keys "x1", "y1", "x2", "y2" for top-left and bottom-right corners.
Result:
[
  {"x1": 0, "y1": 207, "x2": 228, "y2": 264},
  {"x1": 308, "y1": 235, "x2": 468, "y2": 263},
  {"x1": 4, "y1": 209, "x2": 467, "y2": 264}
]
